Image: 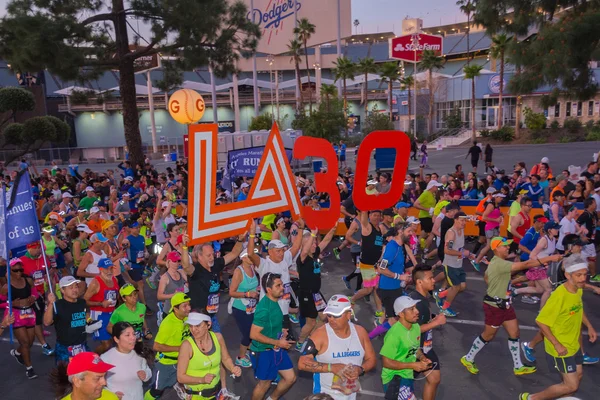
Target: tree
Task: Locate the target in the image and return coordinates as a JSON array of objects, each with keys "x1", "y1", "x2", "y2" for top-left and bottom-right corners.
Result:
[
  {"x1": 292, "y1": 97, "x2": 346, "y2": 141},
  {"x1": 463, "y1": 64, "x2": 484, "y2": 141},
  {"x1": 490, "y1": 33, "x2": 511, "y2": 129},
  {"x1": 400, "y1": 75, "x2": 415, "y2": 132},
  {"x1": 320, "y1": 84, "x2": 337, "y2": 112},
  {"x1": 287, "y1": 39, "x2": 304, "y2": 113},
  {"x1": 332, "y1": 56, "x2": 356, "y2": 136},
  {"x1": 0, "y1": 0, "x2": 260, "y2": 168},
  {"x1": 356, "y1": 57, "x2": 378, "y2": 115},
  {"x1": 294, "y1": 18, "x2": 316, "y2": 113},
  {"x1": 419, "y1": 50, "x2": 444, "y2": 135},
  {"x1": 457, "y1": 0, "x2": 476, "y2": 65},
  {"x1": 153, "y1": 62, "x2": 183, "y2": 107},
  {"x1": 248, "y1": 113, "x2": 275, "y2": 131},
  {"x1": 354, "y1": 19, "x2": 360, "y2": 35},
  {"x1": 379, "y1": 62, "x2": 402, "y2": 122},
  {"x1": 363, "y1": 105, "x2": 394, "y2": 135},
  {"x1": 0, "y1": 87, "x2": 34, "y2": 128}
]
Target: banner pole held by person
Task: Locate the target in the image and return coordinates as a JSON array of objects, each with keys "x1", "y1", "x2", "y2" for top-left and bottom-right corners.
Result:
[{"x1": 0, "y1": 181, "x2": 15, "y2": 344}]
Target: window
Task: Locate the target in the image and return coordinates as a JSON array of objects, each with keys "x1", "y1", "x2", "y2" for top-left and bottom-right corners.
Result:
[
  {"x1": 577, "y1": 101, "x2": 583, "y2": 117},
  {"x1": 554, "y1": 103, "x2": 560, "y2": 118},
  {"x1": 589, "y1": 101, "x2": 594, "y2": 116},
  {"x1": 566, "y1": 102, "x2": 571, "y2": 117}
]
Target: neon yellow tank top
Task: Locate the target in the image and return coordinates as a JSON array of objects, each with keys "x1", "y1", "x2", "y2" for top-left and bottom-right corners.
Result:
[{"x1": 184, "y1": 332, "x2": 221, "y2": 394}]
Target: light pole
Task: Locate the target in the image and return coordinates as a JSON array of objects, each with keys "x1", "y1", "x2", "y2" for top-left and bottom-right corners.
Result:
[
  {"x1": 313, "y1": 62, "x2": 321, "y2": 102},
  {"x1": 411, "y1": 32, "x2": 421, "y2": 136},
  {"x1": 266, "y1": 55, "x2": 275, "y2": 122}
]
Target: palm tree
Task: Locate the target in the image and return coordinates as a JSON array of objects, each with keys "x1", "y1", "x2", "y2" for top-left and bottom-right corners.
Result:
[
  {"x1": 400, "y1": 75, "x2": 415, "y2": 132},
  {"x1": 457, "y1": 0, "x2": 476, "y2": 65},
  {"x1": 294, "y1": 18, "x2": 316, "y2": 113},
  {"x1": 353, "y1": 19, "x2": 360, "y2": 34},
  {"x1": 419, "y1": 49, "x2": 444, "y2": 135},
  {"x1": 356, "y1": 57, "x2": 378, "y2": 115},
  {"x1": 321, "y1": 83, "x2": 337, "y2": 112},
  {"x1": 287, "y1": 39, "x2": 304, "y2": 113},
  {"x1": 333, "y1": 56, "x2": 356, "y2": 136},
  {"x1": 378, "y1": 61, "x2": 402, "y2": 121},
  {"x1": 490, "y1": 34, "x2": 511, "y2": 129},
  {"x1": 463, "y1": 64, "x2": 484, "y2": 141}
]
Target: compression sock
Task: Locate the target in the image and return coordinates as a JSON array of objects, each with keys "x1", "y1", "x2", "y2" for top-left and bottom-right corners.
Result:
[
  {"x1": 369, "y1": 321, "x2": 392, "y2": 339},
  {"x1": 465, "y1": 335, "x2": 488, "y2": 362},
  {"x1": 508, "y1": 338, "x2": 524, "y2": 369},
  {"x1": 442, "y1": 301, "x2": 451, "y2": 310},
  {"x1": 473, "y1": 241, "x2": 482, "y2": 255},
  {"x1": 437, "y1": 289, "x2": 448, "y2": 299}
]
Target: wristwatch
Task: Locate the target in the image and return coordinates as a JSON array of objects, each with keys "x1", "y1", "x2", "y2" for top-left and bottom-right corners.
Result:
[{"x1": 358, "y1": 366, "x2": 365, "y2": 376}]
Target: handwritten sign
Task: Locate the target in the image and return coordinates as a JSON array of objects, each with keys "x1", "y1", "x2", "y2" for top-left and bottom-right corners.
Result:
[{"x1": 3, "y1": 171, "x2": 41, "y2": 250}]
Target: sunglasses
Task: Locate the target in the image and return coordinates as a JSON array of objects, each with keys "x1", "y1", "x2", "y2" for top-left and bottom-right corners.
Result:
[{"x1": 11, "y1": 268, "x2": 24, "y2": 273}]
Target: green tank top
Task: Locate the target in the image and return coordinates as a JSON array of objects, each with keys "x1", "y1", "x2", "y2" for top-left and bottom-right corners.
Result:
[
  {"x1": 185, "y1": 333, "x2": 221, "y2": 393},
  {"x1": 232, "y1": 265, "x2": 259, "y2": 312},
  {"x1": 73, "y1": 238, "x2": 90, "y2": 267},
  {"x1": 276, "y1": 230, "x2": 289, "y2": 245},
  {"x1": 42, "y1": 236, "x2": 57, "y2": 256}
]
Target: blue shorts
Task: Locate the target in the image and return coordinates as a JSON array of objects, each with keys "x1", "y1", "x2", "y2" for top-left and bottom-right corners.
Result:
[
  {"x1": 128, "y1": 267, "x2": 144, "y2": 282},
  {"x1": 90, "y1": 310, "x2": 112, "y2": 341},
  {"x1": 55, "y1": 342, "x2": 90, "y2": 364},
  {"x1": 210, "y1": 314, "x2": 221, "y2": 333},
  {"x1": 249, "y1": 349, "x2": 293, "y2": 381}
]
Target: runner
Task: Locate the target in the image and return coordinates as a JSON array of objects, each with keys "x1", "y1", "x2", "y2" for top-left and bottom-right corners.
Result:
[
  {"x1": 461, "y1": 237, "x2": 561, "y2": 376},
  {"x1": 176, "y1": 312, "x2": 242, "y2": 399},
  {"x1": 473, "y1": 192, "x2": 506, "y2": 269},
  {"x1": 509, "y1": 196, "x2": 532, "y2": 254},
  {"x1": 298, "y1": 295, "x2": 376, "y2": 400},
  {"x1": 413, "y1": 181, "x2": 443, "y2": 257},
  {"x1": 341, "y1": 216, "x2": 363, "y2": 293},
  {"x1": 145, "y1": 292, "x2": 192, "y2": 400},
  {"x1": 472, "y1": 187, "x2": 496, "y2": 259},
  {"x1": 156, "y1": 251, "x2": 189, "y2": 321},
  {"x1": 519, "y1": 261, "x2": 598, "y2": 400},
  {"x1": 84, "y1": 258, "x2": 119, "y2": 354},
  {"x1": 78, "y1": 233, "x2": 108, "y2": 285},
  {"x1": 249, "y1": 273, "x2": 296, "y2": 400},
  {"x1": 125, "y1": 221, "x2": 152, "y2": 314},
  {"x1": 107, "y1": 283, "x2": 151, "y2": 341},
  {"x1": 380, "y1": 296, "x2": 432, "y2": 400},
  {"x1": 466, "y1": 141, "x2": 483, "y2": 172},
  {"x1": 576, "y1": 197, "x2": 599, "y2": 281},
  {"x1": 51, "y1": 352, "x2": 119, "y2": 400}
]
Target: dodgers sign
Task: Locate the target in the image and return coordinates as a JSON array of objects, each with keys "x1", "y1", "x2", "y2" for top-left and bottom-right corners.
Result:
[{"x1": 488, "y1": 74, "x2": 506, "y2": 94}]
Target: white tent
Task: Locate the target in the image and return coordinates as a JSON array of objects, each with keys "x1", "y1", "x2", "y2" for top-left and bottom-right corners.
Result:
[
  {"x1": 108, "y1": 84, "x2": 160, "y2": 95},
  {"x1": 53, "y1": 86, "x2": 98, "y2": 96}
]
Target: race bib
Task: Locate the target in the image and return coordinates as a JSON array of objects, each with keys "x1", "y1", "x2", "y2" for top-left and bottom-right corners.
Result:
[
  {"x1": 20, "y1": 307, "x2": 35, "y2": 319},
  {"x1": 136, "y1": 251, "x2": 144, "y2": 263},
  {"x1": 313, "y1": 293, "x2": 326, "y2": 312},
  {"x1": 245, "y1": 298, "x2": 257, "y2": 315},
  {"x1": 207, "y1": 293, "x2": 220, "y2": 314},
  {"x1": 423, "y1": 329, "x2": 433, "y2": 354},
  {"x1": 68, "y1": 344, "x2": 86, "y2": 358},
  {"x1": 105, "y1": 290, "x2": 117, "y2": 307},
  {"x1": 281, "y1": 283, "x2": 291, "y2": 302},
  {"x1": 32, "y1": 270, "x2": 45, "y2": 287},
  {"x1": 398, "y1": 384, "x2": 416, "y2": 400},
  {"x1": 48, "y1": 255, "x2": 57, "y2": 269}
]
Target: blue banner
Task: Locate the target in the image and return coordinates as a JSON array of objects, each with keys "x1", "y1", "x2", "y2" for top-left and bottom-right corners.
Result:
[
  {"x1": 0, "y1": 183, "x2": 7, "y2": 261},
  {"x1": 5, "y1": 171, "x2": 41, "y2": 251},
  {"x1": 227, "y1": 146, "x2": 293, "y2": 178}
]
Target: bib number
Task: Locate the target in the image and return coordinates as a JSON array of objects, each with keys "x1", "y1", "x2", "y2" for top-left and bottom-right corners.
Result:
[
  {"x1": 136, "y1": 251, "x2": 144, "y2": 264},
  {"x1": 398, "y1": 385, "x2": 416, "y2": 400},
  {"x1": 282, "y1": 283, "x2": 291, "y2": 302},
  {"x1": 207, "y1": 293, "x2": 220, "y2": 314},
  {"x1": 313, "y1": 293, "x2": 326, "y2": 312},
  {"x1": 423, "y1": 330, "x2": 433, "y2": 354},
  {"x1": 105, "y1": 290, "x2": 117, "y2": 307},
  {"x1": 20, "y1": 307, "x2": 35, "y2": 319},
  {"x1": 245, "y1": 298, "x2": 257, "y2": 315},
  {"x1": 48, "y1": 255, "x2": 57, "y2": 269},
  {"x1": 68, "y1": 344, "x2": 86, "y2": 358},
  {"x1": 32, "y1": 270, "x2": 45, "y2": 287}
]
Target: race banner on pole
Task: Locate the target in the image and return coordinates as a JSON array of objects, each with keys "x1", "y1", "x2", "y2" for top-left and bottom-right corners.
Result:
[
  {"x1": 228, "y1": 146, "x2": 293, "y2": 178},
  {"x1": 5, "y1": 171, "x2": 41, "y2": 249}
]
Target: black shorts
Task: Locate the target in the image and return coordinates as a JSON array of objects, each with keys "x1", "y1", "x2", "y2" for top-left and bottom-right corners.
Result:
[
  {"x1": 377, "y1": 288, "x2": 404, "y2": 318},
  {"x1": 478, "y1": 221, "x2": 486, "y2": 237},
  {"x1": 471, "y1": 159, "x2": 478, "y2": 168},
  {"x1": 128, "y1": 268, "x2": 144, "y2": 282},
  {"x1": 420, "y1": 217, "x2": 433, "y2": 233},
  {"x1": 546, "y1": 350, "x2": 583, "y2": 374},
  {"x1": 444, "y1": 266, "x2": 466, "y2": 286},
  {"x1": 415, "y1": 349, "x2": 440, "y2": 377},
  {"x1": 298, "y1": 290, "x2": 325, "y2": 319}
]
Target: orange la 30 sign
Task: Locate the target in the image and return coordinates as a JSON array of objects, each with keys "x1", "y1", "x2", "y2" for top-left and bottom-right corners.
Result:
[{"x1": 187, "y1": 123, "x2": 410, "y2": 245}]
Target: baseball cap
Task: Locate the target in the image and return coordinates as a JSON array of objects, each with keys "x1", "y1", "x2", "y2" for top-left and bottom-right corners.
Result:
[
  {"x1": 90, "y1": 233, "x2": 109, "y2": 243},
  {"x1": 77, "y1": 224, "x2": 94, "y2": 234},
  {"x1": 534, "y1": 216, "x2": 549, "y2": 223},
  {"x1": 166, "y1": 251, "x2": 182, "y2": 263},
  {"x1": 518, "y1": 189, "x2": 529, "y2": 195},
  {"x1": 98, "y1": 258, "x2": 113, "y2": 269},
  {"x1": 405, "y1": 216, "x2": 420, "y2": 225},
  {"x1": 541, "y1": 157, "x2": 549, "y2": 163},
  {"x1": 59, "y1": 276, "x2": 81, "y2": 288},
  {"x1": 61, "y1": 192, "x2": 73, "y2": 199},
  {"x1": 185, "y1": 312, "x2": 212, "y2": 326},
  {"x1": 122, "y1": 192, "x2": 131, "y2": 197},
  {"x1": 565, "y1": 262, "x2": 588, "y2": 273},
  {"x1": 323, "y1": 295, "x2": 353, "y2": 316},
  {"x1": 42, "y1": 225, "x2": 54, "y2": 233},
  {"x1": 367, "y1": 179, "x2": 378, "y2": 186},
  {"x1": 486, "y1": 187, "x2": 497, "y2": 194},
  {"x1": 124, "y1": 176, "x2": 133, "y2": 181},
  {"x1": 26, "y1": 242, "x2": 41, "y2": 249},
  {"x1": 48, "y1": 212, "x2": 63, "y2": 222},
  {"x1": 240, "y1": 182, "x2": 250, "y2": 189},
  {"x1": 490, "y1": 237, "x2": 513, "y2": 250},
  {"x1": 395, "y1": 202, "x2": 411, "y2": 209},
  {"x1": 101, "y1": 220, "x2": 115, "y2": 231},
  {"x1": 393, "y1": 296, "x2": 420, "y2": 315},
  {"x1": 493, "y1": 193, "x2": 506, "y2": 198},
  {"x1": 268, "y1": 240, "x2": 286, "y2": 250},
  {"x1": 544, "y1": 221, "x2": 560, "y2": 231},
  {"x1": 171, "y1": 292, "x2": 191, "y2": 308},
  {"x1": 67, "y1": 352, "x2": 114, "y2": 376},
  {"x1": 89, "y1": 206, "x2": 100, "y2": 214},
  {"x1": 85, "y1": 186, "x2": 94, "y2": 192},
  {"x1": 129, "y1": 221, "x2": 140, "y2": 228},
  {"x1": 240, "y1": 248, "x2": 259, "y2": 258},
  {"x1": 161, "y1": 201, "x2": 171, "y2": 208},
  {"x1": 426, "y1": 180, "x2": 443, "y2": 190},
  {"x1": 382, "y1": 208, "x2": 395, "y2": 217},
  {"x1": 119, "y1": 283, "x2": 137, "y2": 297},
  {"x1": 9, "y1": 258, "x2": 23, "y2": 267}
]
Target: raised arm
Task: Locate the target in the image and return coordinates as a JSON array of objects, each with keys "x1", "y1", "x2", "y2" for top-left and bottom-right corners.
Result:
[
  {"x1": 289, "y1": 218, "x2": 306, "y2": 259},
  {"x1": 359, "y1": 211, "x2": 371, "y2": 236},
  {"x1": 223, "y1": 232, "x2": 246, "y2": 265},
  {"x1": 180, "y1": 234, "x2": 195, "y2": 276},
  {"x1": 247, "y1": 221, "x2": 261, "y2": 267},
  {"x1": 318, "y1": 226, "x2": 338, "y2": 252}
]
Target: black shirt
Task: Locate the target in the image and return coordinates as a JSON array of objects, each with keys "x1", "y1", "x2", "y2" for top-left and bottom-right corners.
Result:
[
  {"x1": 410, "y1": 291, "x2": 431, "y2": 348},
  {"x1": 468, "y1": 145, "x2": 482, "y2": 161},
  {"x1": 360, "y1": 223, "x2": 384, "y2": 265},
  {"x1": 54, "y1": 299, "x2": 87, "y2": 346},
  {"x1": 581, "y1": 171, "x2": 594, "y2": 180},
  {"x1": 188, "y1": 257, "x2": 226, "y2": 313},
  {"x1": 576, "y1": 210, "x2": 597, "y2": 240},
  {"x1": 297, "y1": 247, "x2": 322, "y2": 293},
  {"x1": 437, "y1": 216, "x2": 455, "y2": 255}
]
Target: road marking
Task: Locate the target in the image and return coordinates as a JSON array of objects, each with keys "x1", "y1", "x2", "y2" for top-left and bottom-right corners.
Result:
[
  {"x1": 359, "y1": 389, "x2": 385, "y2": 397},
  {"x1": 467, "y1": 276, "x2": 484, "y2": 281},
  {"x1": 445, "y1": 318, "x2": 591, "y2": 335},
  {"x1": 0, "y1": 337, "x2": 43, "y2": 346}
]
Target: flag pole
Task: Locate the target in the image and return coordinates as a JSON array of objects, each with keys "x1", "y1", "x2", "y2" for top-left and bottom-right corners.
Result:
[
  {"x1": 38, "y1": 239, "x2": 57, "y2": 313},
  {"x1": 2, "y1": 182, "x2": 14, "y2": 345}
]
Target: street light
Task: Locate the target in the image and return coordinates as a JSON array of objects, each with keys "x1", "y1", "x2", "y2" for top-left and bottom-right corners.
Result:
[
  {"x1": 313, "y1": 63, "x2": 322, "y2": 103},
  {"x1": 266, "y1": 55, "x2": 275, "y2": 121},
  {"x1": 411, "y1": 33, "x2": 421, "y2": 135}
]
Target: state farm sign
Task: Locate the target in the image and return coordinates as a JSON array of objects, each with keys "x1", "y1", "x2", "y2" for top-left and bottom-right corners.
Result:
[{"x1": 389, "y1": 33, "x2": 443, "y2": 63}]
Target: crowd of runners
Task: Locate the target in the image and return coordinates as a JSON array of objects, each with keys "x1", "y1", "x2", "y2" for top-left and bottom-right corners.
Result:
[{"x1": 0, "y1": 149, "x2": 599, "y2": 400}]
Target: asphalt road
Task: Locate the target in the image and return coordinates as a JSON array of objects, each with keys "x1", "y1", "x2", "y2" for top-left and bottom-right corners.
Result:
[{"x1": 2, "y1": 243, "x2": 599, "y2": 400}]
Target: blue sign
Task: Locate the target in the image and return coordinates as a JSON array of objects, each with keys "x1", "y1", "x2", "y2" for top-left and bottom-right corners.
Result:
[
  {"x1": 488, "y1": 74, "x2": 506, "y2": 94},
  {"x1": 248, "y1": 0, "x2": 301, "y2": 30},
  {"x1": 4, "y1": 171, "x2": 41, "y2": 251},
  {"x1": 228, "y1": 146, "x2": 293, "y2": 178},
  {"x1": 0, "y1": 183, "x2": 7, "y2": 261}
]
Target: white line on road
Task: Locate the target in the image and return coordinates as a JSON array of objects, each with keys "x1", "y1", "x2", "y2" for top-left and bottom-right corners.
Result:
[
  {"x1": 359, "y1": 389, "x2": 385, "y2": 397},
  {"x1": 0, "y1": 337, "x2": 43, "y2": 346},
  {"x1": 446, "y1": 318, "x2": 538, "y2": 331},
  {"x1": 467, "y1": 276, "x2": 484, "y2": 281}
]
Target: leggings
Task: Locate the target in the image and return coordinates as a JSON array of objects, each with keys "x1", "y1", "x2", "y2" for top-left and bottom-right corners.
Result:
[{"x1": 232, "y1": 307, "x2": 254, "y2": 347}]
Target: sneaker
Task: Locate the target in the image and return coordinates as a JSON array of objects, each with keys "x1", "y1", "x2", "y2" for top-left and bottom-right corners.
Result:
[
  {"x1": 145, "y1": 306, "x2": 154, "y2": 317},
  {"x1": 173, "y1": 383, "x2": 186, "y2": 399},
  {"x1": 583, "y1": 354, "x2": 600, "y2": 365},
  {"x1": 373, "y1": 318, "x2": 382, "y2": 328},
  {"x1": 590, "y1": 274, "x2": 600, "y2": 283},
  {"x1": 432, "y1": 290, "x2": 444, "y2": 310},
  {"x1": 25, "y1": 367, "x2": 38, "y2": 380},
  {"x1": 10, "y1": 349, "x2": 24, "y2": 366},
  {"x1": 460, "y1": 356, "x2": 479, "y2": 375},
  {"x1": 510, "y1": 288, "x2": 518, "y2": 298},
  {"x1": 146, "y1": 277, "x2": 157, "y2": 290},
  {"x1": 294, "y1": 342, "x2": 304, "y2": 352},
  {"x1": 514, "y1": 365, "x2": 536, "y2": 376},
  {"x1": 342, "y1": 276, "x2": 352, "y2": 290},
  {"x1": 441, "y1": 307, "x2": 457, "y2": 317},
  {"x1": 470, "y1": 260, "x2": 481, "y2": 272},
  {"x1": 518, "y1": 393, "x2": 531, "y2": 400},
  {"x1": 521, "y1": 342, "x2": 536, "y2": 363},
  {"x1": 531, "y1": 296, "x2": 540, "y2": 301},
  {"x1": 42, "y1": 344, "x2": 55, "y2": 356},
  {"x1": 333, "y1": 247, "x2": 341, "y2": 260},
  {"x1": 374, "y1": 310, "x2": 384, "y2": 318},
  {"x1": 521, "y1": 296, "x2": 539, "y2": 305},
  {"x1": 289, "y1": 313, "x2": 299, "y2": 324},
  {"x1": 235, "y1": 356, "x2": 253, "y2": 368}
]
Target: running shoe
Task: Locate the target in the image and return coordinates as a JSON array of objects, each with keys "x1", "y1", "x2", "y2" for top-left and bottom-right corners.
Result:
[
  {"x1": 521, "y1": 296, "x2": 539, "y2": 305},
  {"x1": 146, "y1": 277, "x2": 157, "y2": 290},
  {"x1": 514, "y1": 366, "x2": 536, "y2": 376},
  {"x1": 590, "y1": 274, "x2": 600, "y2": 283},
  {"x1": 342, "y1": 276, "x2": 352, "y2": 290},
  {"x1": 294, "y1": 342, "x2": 304, "y2": 352},
  {"x1": 173, "y1": 383, "x2": 187, "y2": 399},
  {"x1": 470, "y1": 260, "x2": 481, "y2": 272},
  {"x1": 375, "y1": 310, "x2": 384, "y2": 318},
  {"x1": 373, "y1": 318, "x2": 382, "y2": 327},
  {"x1": 333, "y1": 247, "x2": 341, "y2": 260},
  {"x1": 432, "y1": 290, "x2": 444, "y2": 310},
  {"x1": 42, "y1": 344, "x2": 55, "y2": 356},
  {"x1": 289, "y1": 313, "x2": 299, "y2": 324},
  {"x1": 521, "y1": 342, "x2": 536, "y2": 363},
  {"x1": 235, "y1": 356, "x2": 253, "y2": 368},
  {"x1": 25, "y1": 367, "x2": 38, "y2": 380},
  {"x1": 11, "y1": 349, "x2": 24, "y2": 366},
  {"x1": 510, "y1": 288, "x2": 518, "y2": 298},
  {"x1": 518, "y1": 393, "x2": 530, "y2": 400},
  {"x1": 145, "y1": 306, "x2": 154, "y2": 317},
  {"x1": 321, "y1": 251, "x2": 331, "y2": 258},
  {"x1": 460, "y1": 356, "x2": 479, "y2": 375},
  {"x1": 583, "y1": 354, "x2": 600, "y2": 365},
  {"x1": 441, "y1": 307, "x2": 457, "y2": 317}
]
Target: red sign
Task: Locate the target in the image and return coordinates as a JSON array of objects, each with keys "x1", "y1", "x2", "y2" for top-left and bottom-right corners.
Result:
[
  {"x1": 389, "y1": 33, "x2": 443, "y2": 63},
  {"x1": 183, "y1": 134, "x2": 189, "y2": 157}
]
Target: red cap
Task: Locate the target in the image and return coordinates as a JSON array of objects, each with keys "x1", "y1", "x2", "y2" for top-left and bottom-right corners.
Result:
[
  {"x1": 537, "y1": 217, "x2": 549, "y2": 223},
  {"x1": 26, "y1": 242, "x2": 41, "y2": 249},
  {"x1": 167, "y1": 251, "x2": 182, "y2": 263},
  {"x1": 67, "y1": 352, "x2": 114, "y2": 376}
]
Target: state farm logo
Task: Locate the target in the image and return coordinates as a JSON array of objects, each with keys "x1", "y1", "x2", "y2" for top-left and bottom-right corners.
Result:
[{"x1": 393, "y1": 43, "x2": 441, "y2": 52}]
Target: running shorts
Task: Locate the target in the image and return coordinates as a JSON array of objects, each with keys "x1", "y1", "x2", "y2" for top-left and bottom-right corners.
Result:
[
  {"x1": 483, "y1": 302, "x2": 516, "y2": 327},
  {"x1": 377, "y1": 288, "x2": 404, "y2": 319},
  {"x1": 249, "y1": 349, "x2": 294, "y2": 381},
  {"x1": 444, "y1": 266, "x2": 466, "y2": 287},
  {"x1": 359, "y1": 262, "x2": 379, "y2": 288},
  {"x1": 128, "y1": 267, "x2": 144, "y2": 282},
  {"x1": 582, "y1": 244, "x2": 596, "y2": 260},
  {"x1": 7, "y1": 307, "x2": 36, "y2": 329},
  {"x1": 546, "y1": 350, "x2": 583, "y2": 374},
  {"x1": 384, "y1": 376, "x2": 414, "y2": 400},
  {"x1": 485, "y1": 228, "x2": 500, "y2": 239},
  {"x1": 55, "y1": 342, "x2": 90, "y2": 364},
  {"x1": 419, "y1": 217, "x2": 433, "y2": 233},
  {"x1": 298, "y1": 290, "x2": 326, "y2": 320}
]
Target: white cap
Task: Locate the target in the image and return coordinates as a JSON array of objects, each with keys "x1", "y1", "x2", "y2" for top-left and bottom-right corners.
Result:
[
  {"x1": 493, "y1": 193, "x2": 506, "y2": 198},
  {"x1": 161, "y1": 201, "x2": 171, "y2": 208},
  {"x1": 124, "y1": 176, "x2": 134, "y2": 181},
  {"x1": 541, "y1": 157, "x2": 549, "y2": 163},
  {"x1": 185, "y1": 312, "x2": 212, "y2": 326},
  {"x1": 240, "y1": 182, "x2": 250, "y2": 189},
  {"x1": 89, "y1": 206, "x2": 100, "y2": 214},
  {"x1": 59, "y1": 276, "x2": 81, "y2": 288},
  {"x1": 241, "y1": 248, "x2": 259, "y2": 258},
  {"x1": 323, "y1": 295, "x2": 353, "y2": 316},
  {"x1": 405, "y1": 216, "x2": 421, "y2": 225},
  {"x1": 76, "y1": 224, "x2": 93, "y2": 234},
  {"x1": 276, "y1": 218, "x2": 285, "y2": 226},
  {"x1": 426, "y1": 180, "x2": 443, "y2": 190},
  {"x1": 393, "y1": 296, "x2": 420, "y2": 315},
  {"x1": 486, "y1": 187, "x2": 497, "y2": 194},
  {"x1": 85, "y1": 186, "x2": 94, "y2": 192},
  {"x1": 367, "y1": 179, "x2": 378, "y2": 186},
  {"x1": 62, "y1": 192, "x2": 73, "y2": 198},
  {"x1": 565, "y1": 262, "x2": 588, "y2": 274},
  {"x1": 268, "y1": 240, "x2": 286, "y2": 250}
]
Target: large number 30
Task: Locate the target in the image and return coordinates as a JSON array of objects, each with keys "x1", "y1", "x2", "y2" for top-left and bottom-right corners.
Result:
[{"x1": 293, "y1": 131, "x2": 411, "y2": 230}]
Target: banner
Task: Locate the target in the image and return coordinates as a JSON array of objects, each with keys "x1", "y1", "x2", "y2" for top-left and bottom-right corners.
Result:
[
  {"x1": 0, "y1": 183, "x2": 7, "y2": 261},
  {"x1": 228, "y1": 146, "x2": 293, "y2": 178},
  {"x1": 5, "y1": 171, "x2": 41, "y2": 250}
]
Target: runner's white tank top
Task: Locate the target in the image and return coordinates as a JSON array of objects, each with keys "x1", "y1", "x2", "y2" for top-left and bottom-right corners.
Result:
[
  {"x1": 314, "y1": 323, "x2": 365, "y2": 400},
  {"x1": 85, "y1": 250, "x2": 107, "y2": 285},
  {"x1": 538, "y1": 235, "x2": 556, "y2": 259}
]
